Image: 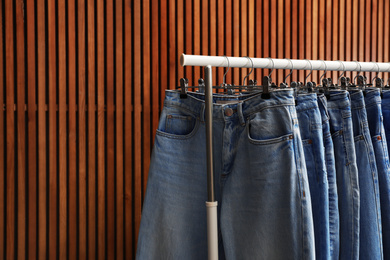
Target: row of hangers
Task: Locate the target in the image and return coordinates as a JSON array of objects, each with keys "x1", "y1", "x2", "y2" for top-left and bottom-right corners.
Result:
[{"x1": 177, "y1": 57, "x2": 390, "y2": 100}]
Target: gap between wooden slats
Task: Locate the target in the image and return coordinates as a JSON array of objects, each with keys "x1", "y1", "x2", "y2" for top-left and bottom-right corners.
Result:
[{"x1": 0, "y1": 0, "x2": 4, "y2": 258}]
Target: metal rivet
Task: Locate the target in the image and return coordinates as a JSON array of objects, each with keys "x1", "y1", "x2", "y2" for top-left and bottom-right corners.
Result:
[
  {"x1": 167, "y1": 115, "x2": 173, "y2": 119},
  {"x1": 378, "y1": 136, "x2": 382, "y2": 140},
  {"x1": 289, "y1": 135, "x2": 294, "y2": 139},
  {"x1": 308, "y1": 139, "x2": 312, "y2": 144},
  {"x1": 225, "y1": 108, "x2": 234, "y2": 116},
  {"x1": 360, "y1": 136, "x2": 364, "y2": 140}
]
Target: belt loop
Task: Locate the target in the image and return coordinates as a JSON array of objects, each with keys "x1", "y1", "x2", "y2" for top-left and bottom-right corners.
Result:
[
  {"x1": 237, "y1": 102, "x2": 245, "y2": 126},
  {"x1": 200, "y1": 103, "x2": 205, "y2": 123}
]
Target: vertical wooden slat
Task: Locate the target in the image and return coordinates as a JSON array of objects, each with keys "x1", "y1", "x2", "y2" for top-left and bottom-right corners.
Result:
[
  {"x1": 152, "y1": 0, "x2": 161, "y2": 135},
  {"x1": 366, "y1": 0, "x2": 371, "y2": 79},
  {"x1": 87, "y1": 0, "x2": 96, "y2": 258},
  {"x1": 339, "y1": 0, "x2": 345, "y2": 66},
  {"x1": 326, "y1": 0, "x2": 332, "y2": 66},
  {"x1": 184, "y1": 0, "x2": 192, "y2": 84},
  {"x1": 124, "y1": 0, "x2": 133, "y2": 257},
  {"x1": 106, "y1": 0, "x2": 115, "y2": 259},
  {"x1": 37, "y1": 0, "x2": 47, "y2": 258},
  {"x1": 384, "y1": 0, "x2": 389, "y2": 63},
  {"x1": 142, "y1": 0, "x2": 151, "y2": 197},
  {"x1": 248, "y1": 0, "x2": 255, "y2": 64},
  {"x1": 305, "y1": 0, "x2": 312, "y2": 81},
  {"x1": 27, "y1": 0, "x2": 37, "y2": 258},
  {"x1": 359, "y1": 0, "x2": 365, "y2": 62},
  {"x1": 378, "y1": 0, "x2": 383, "y2": 63},
  {"x1": 77, "y1": 0, "x2": 87, "y2": 259},
  {"x1": 169, "y1": 0, "x2": 176, "y2": 89},
  {"x1": 371, "y1": 0, "x2": 378, "y2": 79},
  {"x1": 193, "y1": 0, "x2": 200, "y2": 86},
  {"x1": 209, "y1": 0, "x2": 216, "y2": 86},
  {"x1": 319, "y1": 0, "x2": 325, "y2": 76},
  {"x1": 225, "y1": 0, "x2": 232, "y2": 84},
  {"x1": 0, "y1": 0, "x2": 4, "y2": 257},
  {"x1": 332, "y1": 0, "x2": 339, "y2": 79},
  {"x1": 277, "y1": 0, "x2": 284, "y2": 83},
  {"x1": 115, "y1": 0, "x2": 124, "y2": 259},
  {"x1": 292, "y1": 0, "x2": 298, "y2": 80},
  {"x1": 48, "y1": 0, "x2": 58, "y2": 257},
  {"x1": 345, "y1": 0, "x2": 352, "y2": 78},
  {"x1": 241, "y1": 0, "x2": 247, "y2": 82},
  {"x1": 15, "y1": 1, "x2": 27, "y2": 258},
  {"x1": 133, "y1": 0, "x2": 142, "y2": 250},
  {"x1": 298, "y1": 0, "x2": 304, "y2": 79},
  {"x1": 97, "y1": 0, "x2": 105, "y2": 258},
  {"x1": 216, "y1": 0, "x2": 224, "y2": 88},
  {"x1": 233, "y1": 0, "x2": 239, "y2": 84},
  {"x1": 68, "y1": 0, "x2": 77, "y2": 258},
  {"x1": 312, "y1": 0, "x2": 318, "y2": 81},
  {"x1": 352, "y1": 0, "x2": 358, "y2": 79},
  {"x1": 5, "y1": 0, "x2": 15, "y2": 259},
  {"x1": 285, "y1": 0, "x2": 291, "y2": 62},
  {"x1": 58, "y1": 0, "x2": 67, "y2": 258}
]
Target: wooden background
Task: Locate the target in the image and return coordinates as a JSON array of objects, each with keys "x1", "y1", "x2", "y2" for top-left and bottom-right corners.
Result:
[{"x1": 1, "y1": 0, "x2": 389, "y2": 259}]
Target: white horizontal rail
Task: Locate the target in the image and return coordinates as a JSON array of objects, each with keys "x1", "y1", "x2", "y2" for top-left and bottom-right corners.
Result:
[{"x1": 180, "y1": 54, "x2": 390, "y2": 73}]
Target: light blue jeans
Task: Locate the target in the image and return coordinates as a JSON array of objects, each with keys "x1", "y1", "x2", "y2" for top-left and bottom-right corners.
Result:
[
  {"x1": 318, "y1": 94, "x2": 340, "y2": 260},
  {"x1": 327, "y1": 90, "x2": 360, "y2": 260},
  {"x1": 296, "y1": 94, "x2": 330, "y2": 260},
  {"x1": 136, "y1": 89, "x2": 315, "y2": 259},
  {"x1": 366, "y1": 88, "x2": 390, "y2": 259},
  {"x1": 349, "y1": 89, "x2": 383, "y2": 260}
]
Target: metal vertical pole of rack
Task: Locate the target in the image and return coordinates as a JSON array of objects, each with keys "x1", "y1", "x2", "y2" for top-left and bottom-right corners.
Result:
[{"x1": 204, "y1": 65, "x2": 218, "y2": 260}]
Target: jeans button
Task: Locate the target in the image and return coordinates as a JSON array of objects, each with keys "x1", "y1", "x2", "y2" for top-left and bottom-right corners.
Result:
[{"x1": 225, "y1": 108, "x2": 233, "y2": 116}]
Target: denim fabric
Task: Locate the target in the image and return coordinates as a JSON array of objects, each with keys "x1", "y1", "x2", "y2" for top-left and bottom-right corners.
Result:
[
  {"x1": 296, "y1": 94, "x2": 330, "y2": 260},
  {"x1": 383, "y1": 90, "x2": 390, "y2": 158},
  {"x1": 318, "y1": 94, "x2": 340, "y2": 260},
  {"x1": 327, "y1": 90, "x2": 360, "y2": 260},
  {"x1": 365, "y1": 88, "x2": 390, "y2": 259},
  {"x1": 136, "y1": 89, "x2": 315, "y2": 259},
  {"x1": 349, "y1": 89, "x2": 383, "y2": 260}
]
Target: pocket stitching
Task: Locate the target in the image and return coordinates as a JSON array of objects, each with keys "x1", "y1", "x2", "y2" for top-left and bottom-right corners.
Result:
[{"x1": 156, "y1": 118, "x2": 200, "y2": 140}]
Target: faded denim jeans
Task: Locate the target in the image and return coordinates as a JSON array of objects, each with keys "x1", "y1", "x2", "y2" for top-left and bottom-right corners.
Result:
[
  {"x1": 136, "y1": 89, "x2": 315, "y2": 259},
  {"x1": 327, "y1": 90, "x2": 360, "y2": 260},
  {"x1": 296, "y1": 93, "x2": 330, "y2": 260}
]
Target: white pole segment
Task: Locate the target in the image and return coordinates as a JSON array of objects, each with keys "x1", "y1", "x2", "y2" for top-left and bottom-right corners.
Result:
[{"x1": 181, "y1": 54, "x2": 390, "y2": 72}]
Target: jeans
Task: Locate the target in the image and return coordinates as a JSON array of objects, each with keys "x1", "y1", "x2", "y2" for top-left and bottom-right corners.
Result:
[
  {"x1": 365, "y1": 88, "x2": 390, "y2": 259},
  {"x1": 296, "y1": 94, "x2": 330, "y2": 260},
  {"x1": 349, "y1": 89, "x2": 383, "y2": 260},
  {"x1": 136, "y1": 89, "x2": 315, "y2": 259},
  {"x1": 318, "y1": 94, "x2": 340, "y2": 260},
  {"x1": 327, "y1": 90, "x2": 360, "y2": 260}
]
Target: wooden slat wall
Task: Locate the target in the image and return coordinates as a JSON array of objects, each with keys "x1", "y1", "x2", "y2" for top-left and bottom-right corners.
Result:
[{"x1": 1, "y1": 0, "x2": 390, "y2": 259}]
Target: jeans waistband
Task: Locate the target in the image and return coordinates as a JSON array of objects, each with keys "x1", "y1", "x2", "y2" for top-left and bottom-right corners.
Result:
[
  {"x1": 364, "y1": 88, "x2": 381, "y2": 108},
  {"x1": 349, "y1": 90, "x2": 366, "y2": 110},
  {"x1": 163, "y1": 89, "x2": 296, "y2": 123},
  {"x1": 327, "y1": 90, "x2": 351, "y2": 109},
  {"x1": 296, "y1": 93, "x2": 319, "y2": 112}
]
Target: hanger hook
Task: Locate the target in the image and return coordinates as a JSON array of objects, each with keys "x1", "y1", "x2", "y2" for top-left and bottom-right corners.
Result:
[
  {"x1": 304, "y1": 59, "x2": 313, "y2": 85},
  {"x1": 222, "y1": 56, "x2": 230, "y2": 86},
  {"x1": 353, "y1": 61, "x2": 362, "y2": 84},
  {"x1": 243, "y1": 56, "x2": 254, "y2": 86},
  {"x1": 319, "y1": 60, "x2": 327, "y2": 83},
  {"x1": 337, "y1": 61, "x2": 346, "y2": 86},
  {"x1": 267, "y1": 57, "x2": 274, "y2": 78},
  {"x1": 372, "y1": 62, "x2": 380, "y2": 84},
  {"x1": 284, "y1": 59, "x2": 294, "y2": 84}
]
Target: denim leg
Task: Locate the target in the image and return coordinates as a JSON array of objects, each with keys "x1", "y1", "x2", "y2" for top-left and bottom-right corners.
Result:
[
  {"x1": 350, "y1": 89, "x2": 383, "y2": 260},
  {"x1": 318, "y1": 94, "x2": 340, "y2": 260},
  {"x1": 327, "y1": 90, "x2": 360, "y2": 260},
  {"x1": 296, "y1": 94, "x2": 330, "y2": 260}
]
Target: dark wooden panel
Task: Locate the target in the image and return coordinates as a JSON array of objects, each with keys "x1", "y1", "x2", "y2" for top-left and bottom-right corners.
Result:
[
  {"x1": 124, "y1": 0, "x2": 133, "y2": 258},
  {"x1": 5, "y1": 1, "x2": 15, "y2": 259},
  {"x1": 26, "y1": 0, "x2": 37, "y2": 258},
  {"x1": 87, "y1": 0, "x2": 96, "y2": 258},
  {"x1": 97, "y1": 0, "x2": 105, "y2": 258},
  {"x1": 115, "y1": 0, "x2": 124, "y2": 259},
  {"x1": 37, "y1": 0, "x2": 47, "y2": 258},
  {"x1": 68, "y1": 0, "x2": 77, "y2": 258},
  {"x1": 15, "y1": 1, "x2": 27, "y2": 258},
  {"x1": 47, "y1": 0, "x2": 57, "y2": 258},
  {"x1": 0, "y1": 0, "x2": 4, "y2": 257},
  {"x1": 77, "y1": 0, "x2": 87, "y2": 259}
]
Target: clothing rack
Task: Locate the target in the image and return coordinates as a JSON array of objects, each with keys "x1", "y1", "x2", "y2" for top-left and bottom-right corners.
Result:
[{"x1": 180, "y1": 54, "x2": 390, "y2": 260}]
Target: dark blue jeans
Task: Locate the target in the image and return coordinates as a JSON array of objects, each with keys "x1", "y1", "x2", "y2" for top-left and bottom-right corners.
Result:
[
  {"x1": 327, "y1": 90, "x2": 360, "y2": 260},
  {"x1": 296, "y1": 94, "x2": 330, "y2": 260},
  {"x1": 318, "y1": 94, "x2": 340, "y2": 260},
  {"x1": 350, "y1": 89, "x2": 383, "y2": 260}
]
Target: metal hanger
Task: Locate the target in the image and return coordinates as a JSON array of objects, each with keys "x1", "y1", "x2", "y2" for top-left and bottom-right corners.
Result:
[
  {"x1": 280, "y1": 59, "x2": 293, "y2": 88},
  {"x1": 261, "y1": 58, "x2": 274, "y2": 99}
]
